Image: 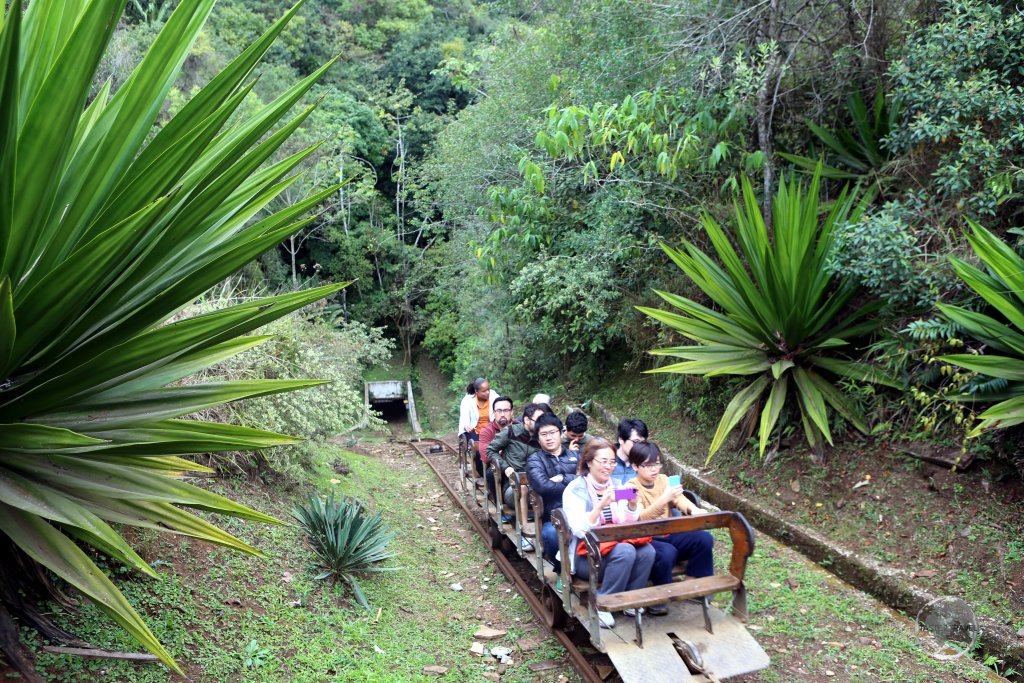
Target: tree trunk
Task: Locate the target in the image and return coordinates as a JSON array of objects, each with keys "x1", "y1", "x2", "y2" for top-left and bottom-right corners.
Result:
[{"x1": 755, "y1": 0, "x2": 782, "y2": 236}]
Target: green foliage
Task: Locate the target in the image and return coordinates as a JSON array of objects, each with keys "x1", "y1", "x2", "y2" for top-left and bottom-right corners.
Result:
[
  {"x1": 508, "y1": 254, "x2": 621, "y2": 355},
  {"x1": 292, "y1": 493, "x2": 399, "y2": 609},
  {"x1": 184, "y1": 293, "x2": 394, "y2": 476},
  {"x1": 886, "y1": 0, "x2": 1024, "y2": 217},
  {"x1": 0, "y1": 0, "x2": 339, "y2": 671},
  {"x1": 940, "y1": 220, "x2": 1024, "y2": 433},
  {"x1": 827, "y1": 200, "x2": 949, "y2": 309},
  {"x1": 781, "y1": 85, "x2": 901, "y2": 186},
  {"x1": 641, "y1": 170, "x2": 898, "y2": 460}
]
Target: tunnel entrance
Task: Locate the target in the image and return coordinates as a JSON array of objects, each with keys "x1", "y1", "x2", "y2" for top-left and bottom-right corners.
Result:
[{"x1": 365, "y1": 380, "x2": 421, "y2": 434}]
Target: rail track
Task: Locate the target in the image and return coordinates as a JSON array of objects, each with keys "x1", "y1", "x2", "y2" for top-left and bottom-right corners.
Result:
[{"x1": 406, "y1": 436, "x2": 606, "y2": 683}]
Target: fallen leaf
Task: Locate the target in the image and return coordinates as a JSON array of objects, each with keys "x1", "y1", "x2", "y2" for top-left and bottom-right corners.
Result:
[
  {"x1": 422, "y1": 665, "x2": 447, "y2": 676},
  {"x1": 785, "y1": 577, "x2": 799, "y2": 591},
  {"x1": 852, "y1": 479, "x2": 870, "y2": 490},
  {"x1": 790, "y1": 479, "x2": 800, "y2": 493},
  {"x1": 281, "y1": 571, "x2": 293, "y2": 583}
]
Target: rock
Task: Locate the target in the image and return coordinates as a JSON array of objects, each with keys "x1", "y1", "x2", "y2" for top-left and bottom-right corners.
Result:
[
  {"x1": 482, "y1": 674, "x2": 500, "y2": 682},
  {"x1": 597, "y1": 664, "x2": 615, "y2": 679},
  {"x1": 529, "y1": 660, "x2": 562, "y2": 672},
  {"x1": 490, "y1": 646, "x2": 513, "y2": 663},
  {"x1": 516, "y1": 637, "x2": 542, "y2": 652},
  {"x1": 422, "y1": 665, "x2": 447, "y2": 675},
  {"x1": 470, "y1": 641, "x2": 486, "y2": 656},
  {"x1": 825, "y1": 671, "x2": 835, "y2": 677},
  {"x1": 474, "y1": 626, "x2": 507, "y2": 640},
  {"x1": 450, "y1": 583, "x2": 463, "y2": 592}
]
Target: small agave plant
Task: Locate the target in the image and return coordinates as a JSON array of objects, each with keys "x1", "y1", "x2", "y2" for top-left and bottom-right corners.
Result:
[{"x1": 292, "y1": 493, "x2": 400, "y2": 609}]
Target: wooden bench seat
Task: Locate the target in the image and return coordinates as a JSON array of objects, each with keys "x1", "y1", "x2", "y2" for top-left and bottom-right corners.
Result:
[{"x1": 596, "y1": 575, "x2": 740, "y2": 612}]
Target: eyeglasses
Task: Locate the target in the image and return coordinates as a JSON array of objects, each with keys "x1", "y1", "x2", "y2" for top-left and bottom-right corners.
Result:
[
  {"x1": 639, "y1": 462, "x2": 662, "y2": 470},
  {"x1": 537, "y1": 430, "x2": 561, "y2": 439},
  {"x1": 592, "y1": 459, "x2": 616, "y2": 467},
  {"x1": 627, "y1": 436, "x2": 646, "y2": 444},
  {"x1": 494, "y1": 408, "x2": 513, "y2": 414}
]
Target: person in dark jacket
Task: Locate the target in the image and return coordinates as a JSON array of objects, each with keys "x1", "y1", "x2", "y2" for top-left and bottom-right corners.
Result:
[
  {"x1": 562, "y1": 410, "x2": 593, "y2": 452},
  {"x1": 526, "y1": 412, "x2": 580, "y2": 573}
]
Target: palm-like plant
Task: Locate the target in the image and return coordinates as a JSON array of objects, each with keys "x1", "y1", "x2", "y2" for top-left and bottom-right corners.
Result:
[
  {"x1": 939, "y1": 221, "x2": 1024, "y2": 434},
  {"x1": 292, "y1": 493, "x2": 399, "y2": 609},
  {"x1": 0, "y1": 0, "x2": 342, "y2": 675},
  {"x1": 780, "y1": 85, "x2": 900, "y2": 187},
  {"x1": 639, "y1": 170, "x2": 898, "y2": 460}
]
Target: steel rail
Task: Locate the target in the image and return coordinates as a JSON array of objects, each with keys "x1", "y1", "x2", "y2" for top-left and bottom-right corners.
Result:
[{"x1": 407, "y1": 438, "x2": 603, "y2": 683}]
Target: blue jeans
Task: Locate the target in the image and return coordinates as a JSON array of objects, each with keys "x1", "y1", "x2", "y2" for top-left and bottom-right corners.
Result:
[
  {"x1": 574, "y1": 542, "x2": 656, "y2": 596},
  {"x1": 541, "y1": 521, "x2": 560, "y2": 573},
  {"x1": 650, "y1": 530, "x2": 715, "y2": 585}
]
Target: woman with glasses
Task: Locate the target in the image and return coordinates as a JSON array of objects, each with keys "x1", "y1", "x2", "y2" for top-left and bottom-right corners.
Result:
[
  {"x1": 626, "y1": 441, "x2": 714, "y2": 615},
  {"x1": 562, "y1": 437, "x2": 655, "y2": 630}
]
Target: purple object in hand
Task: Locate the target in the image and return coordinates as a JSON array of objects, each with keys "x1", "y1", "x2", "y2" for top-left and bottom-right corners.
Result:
[{"x1": 614, "y1": 488, "x2": 637, "y2": 501}]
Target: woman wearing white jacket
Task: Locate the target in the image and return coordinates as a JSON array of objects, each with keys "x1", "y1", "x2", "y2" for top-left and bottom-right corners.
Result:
[
  {"x1": 459, "y1": 377, "x2": 498, "y2": 475},
  {"x1": 562, "y1": 437, "x2": 655, "y2": 630}
]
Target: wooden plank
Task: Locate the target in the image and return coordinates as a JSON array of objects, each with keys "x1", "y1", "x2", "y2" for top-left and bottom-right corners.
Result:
[
  {"x1": 597, "y1": 575, "x2": 740, "y2": 612},
  {"x1": 41, "y1": 646, "x2": 159, "y2": 663}
]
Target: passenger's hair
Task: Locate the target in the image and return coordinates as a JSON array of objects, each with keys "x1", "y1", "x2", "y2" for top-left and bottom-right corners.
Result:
[
  {"x1": 533, "y1": 412, "x2": 563, "y2": 435},
  {"x1": 616, "y1": 417, "x2": 649, "y2": 443},
  {"x1": 578, "y1": 437, "x2": 615, "y2": 475},
  {"x1": 532, "y1": 393, "x2": 551, "y2": 405},
  {"x1": 493, "y1": 396, "x2": 513, "y2": 411},
  {"x1": 565, "y1": 410, "x2": 588, "y2": 434},
  {"x1": 522, "y1": 401, "x2": 550, "y2": 420},
  {"x1": 466, "y1": 377, "x2": 488, "y2": 395},
  {"x1": 628, "y1": 441, "x2": 662, "y2": 469}
]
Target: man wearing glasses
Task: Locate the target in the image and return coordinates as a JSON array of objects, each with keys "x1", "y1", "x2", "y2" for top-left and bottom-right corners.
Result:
[
  {"x1": 488, "y1": 402, "x2": 550, "y2": 550},
  {"x1": 526, "y1": 413, "x2": 580, "y2": 573},
  {"x1": 612, "y1": 418, "x2": 648, "y2": 486}
]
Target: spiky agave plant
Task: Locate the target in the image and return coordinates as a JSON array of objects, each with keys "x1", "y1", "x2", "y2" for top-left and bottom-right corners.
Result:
[
  {"x1": 639, "y1": 169, "x2": 899, "y2": 461},
  {"x1": 0, "y1": 0, "x2": 344, "y2": 675},
  {"x1": 292, "y1": 493, "x2": 399, "y2": 609},
  {"x1": 940, "y1": 221, "x2": 1024, "y2": 434}
]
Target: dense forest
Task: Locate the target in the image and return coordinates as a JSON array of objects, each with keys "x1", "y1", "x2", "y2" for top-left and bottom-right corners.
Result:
[
  {"x1": 163, "y1": 0, "x2": 1024, "y2": 466},
  {"x1": 3, "y1": 0, "x2": 1024, "y2": 678}
]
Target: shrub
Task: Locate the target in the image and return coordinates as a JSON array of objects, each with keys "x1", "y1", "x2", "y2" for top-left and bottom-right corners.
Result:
[
  {"x1": 827, "y1": 199, "x2": 950, "y2": 310},
  {"x1": 292, "y1": 493, "x2": 399, "y2": 609},
  {"x1": 184, "y1": 293, "x2": 394, "y2": 477},
  {"x1": 886, "y1": 0, "x2": 1024, "y2": 218}
]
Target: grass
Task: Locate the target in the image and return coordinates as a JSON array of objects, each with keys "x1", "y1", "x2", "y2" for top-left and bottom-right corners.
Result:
[
  {"x1": 712, "y1": 529, "x2": 999, "y2": 682},
  {"x1": 23, "y1": 443, "x2": 577, "y2": 682}
]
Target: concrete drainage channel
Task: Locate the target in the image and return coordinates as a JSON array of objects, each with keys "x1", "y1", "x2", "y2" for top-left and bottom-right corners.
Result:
[{"x1": 587, "y1": 400, "x2": 1024, "y2": 676}]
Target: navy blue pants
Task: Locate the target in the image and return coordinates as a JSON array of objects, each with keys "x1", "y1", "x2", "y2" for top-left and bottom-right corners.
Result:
[
  {"x1": 650, "y1": 530, "x2": 715, "y2": 584},
  {"x1": 541, "y1": 520, "x2": 560, "y2": 573}
]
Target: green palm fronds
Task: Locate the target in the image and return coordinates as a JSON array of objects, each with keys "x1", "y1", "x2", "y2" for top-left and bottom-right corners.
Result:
[
  {"x1": 292, "y1": 493, "x2": 399, "y2": 610},
  {"x1": 640, "y1": 169, "x2": 899, "y2": 460},
  {"x1": 780, "y1": 85, "x2": 900, "y2": 186},
  {"x1": 0, "y1": 0, "x2": 341, "y2": 672},
  {"x1": 940, "y1": 221, "x2": 1024, "y2": 434}
]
